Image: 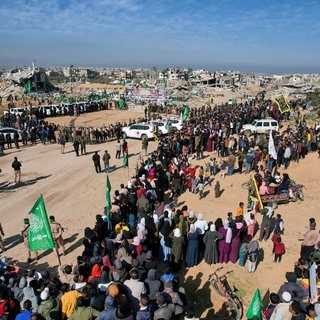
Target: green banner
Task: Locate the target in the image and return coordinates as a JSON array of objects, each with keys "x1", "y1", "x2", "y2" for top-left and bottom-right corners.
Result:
[{"x1": 28, "y1": 195, "x2": 55, "y2": 251}]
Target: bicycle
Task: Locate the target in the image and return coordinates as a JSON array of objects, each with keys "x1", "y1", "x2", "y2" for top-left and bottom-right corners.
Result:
[{"x1": 209, "y1": 266, "x2": 243, "y2": 320}]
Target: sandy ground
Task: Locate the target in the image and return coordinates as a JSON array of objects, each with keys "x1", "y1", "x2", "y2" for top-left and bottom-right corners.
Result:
[{"x1": 0, "y1": 106, "x2": 318, "y2": 319}]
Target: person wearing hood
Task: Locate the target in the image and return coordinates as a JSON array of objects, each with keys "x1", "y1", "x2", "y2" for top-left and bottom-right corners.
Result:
[
  {"x1": 186, "y1": 210, "x2": 197, "y2": 228},
  {"x1": 218, "y1": 221, "x2": 232, "y2": 264},
  {"x1": 145, "y1": 269, "x2": 161, "y2": 304},
  {"x1": 99, "y1": 295, "x2": 116, "y2": 320},
  {"x1": 203, "y1": 224, "x2": 223, "y2": 265},
  {"x1": 246, "y1": 238, "x2": 260, "y2": 273},
  {"x1": 20, "y1": 286, "x2": 38, "y2": 312},
  {"x1": 88, "y1": 263, "x2": 102, "y2": 286},
  {"x1": 37, "y1": 287, "x2": 60, "y2": 320},
  {"x1": 185, "y1": 224, "x2": 201, "y2": 268},
  {"x1": 171, "y1": 228, "x2": 185, "y2": 264}
]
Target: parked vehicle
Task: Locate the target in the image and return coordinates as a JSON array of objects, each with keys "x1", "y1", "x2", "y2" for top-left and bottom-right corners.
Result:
[
  {"x1": 122, "y1": 123, "x2": 155, "y2": 140},
  {"x1": 3, "y1": 107, "x2": 28, "y2": 116},
  {"x1": 168, "y1": 117, "x2": 184, "y2": 131},
  {"x1": 0, "y1": 127, "x2": 23, "y2": 141},
  {"x1": 241, "y1": 119, "x2": 279, "y2": 136}
]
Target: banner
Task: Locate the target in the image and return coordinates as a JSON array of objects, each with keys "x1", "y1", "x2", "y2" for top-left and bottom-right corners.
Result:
[
  {"x1": 28, "y1": 195, "x2": 55, "y2": 251},
  {"x1": 246, "y1": 288, "x2": 263, "y2": 320},
  {"x1": 274, "y1": 94, "x2": 290, "y2": 114},
  {"x1": 268, "y1": 130, "x2": 277, "y2": 160}
]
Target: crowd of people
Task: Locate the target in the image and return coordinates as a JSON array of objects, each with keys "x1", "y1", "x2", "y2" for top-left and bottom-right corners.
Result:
[{"x1": 1, "y1": 96, "x2": 320, "y2": 319}]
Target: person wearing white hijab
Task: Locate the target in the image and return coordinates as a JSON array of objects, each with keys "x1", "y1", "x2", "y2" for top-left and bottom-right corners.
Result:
[
  {"x1": 203, "y1": 223, "x2": 223, "y2": 265},
  {"x1": 171, "y1": 228, "x2": 185, "y2": 264},
  {"x1": 194, "y1": 213, "x2": 208, "y2": 235}
]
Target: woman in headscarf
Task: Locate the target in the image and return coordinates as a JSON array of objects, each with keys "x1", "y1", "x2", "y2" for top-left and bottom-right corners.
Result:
[
  {"x1": 171, "y1": 228, "x2": 185, "y2": 264},
  {"x1": 218, "y1": 221, "x2": 232, "y2": 264},
  {"x1": 186, "y1": 210, "x2": 197, "y2": 227},
  {"x1": 203, "y1": 223, "x2": 223, "y2": 265},
  {"x1": 159, "y1": 218, "x2": 172, "y2": 262},
  {"x1": 229, "y1": 215, "x2": 246, "y2": 264},
  {"x1": 101, "y1": 255, "x2": 115, "y2": 273},
  {"x1": 129, "y1": 236, "x2": 142, "y2": 257},
  {"x1": 195, "y1": 213, "x2": 209, "y2": 259},
  {"x1": 185, "y1": 224, "x2": 201, "y2": 268},
  {"x1": 88, "y1": 263, "x2": 102, "y2": 285},
  {"x1": 137, "y1": 220, "x2": 147, "y2": 244}
]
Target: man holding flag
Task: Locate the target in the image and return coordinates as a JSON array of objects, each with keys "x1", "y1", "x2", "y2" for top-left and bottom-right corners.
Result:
[
  {"x1": 26, "y1": 194, "x2": 56, "y2": 263},
  {"x1": 20, "y1": 218, "x2": 38, "y2": 263}
]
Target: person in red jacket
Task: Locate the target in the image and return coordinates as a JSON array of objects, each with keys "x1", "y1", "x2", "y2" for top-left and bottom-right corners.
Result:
[{"x1": 273, "y1": 236, "x2": 286, "y2": 263}]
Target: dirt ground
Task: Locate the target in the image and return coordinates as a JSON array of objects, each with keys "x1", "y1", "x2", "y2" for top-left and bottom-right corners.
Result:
[{"x1": 0, "y1": 106, "x2": 318, "y2": 319}]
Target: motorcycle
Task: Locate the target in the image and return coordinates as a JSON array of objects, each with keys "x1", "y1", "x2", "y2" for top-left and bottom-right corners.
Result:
[{"x1": 289, "y1": 183, "x2": 304, "y2": 201}]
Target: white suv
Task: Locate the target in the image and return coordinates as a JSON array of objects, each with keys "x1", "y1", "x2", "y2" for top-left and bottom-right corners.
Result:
[
  {"x1": 122, "y1": 123, "x2": 155, "y2": 140},
  {"x1": 241, "y1": 119, "x2": 279, "y2": 136}
]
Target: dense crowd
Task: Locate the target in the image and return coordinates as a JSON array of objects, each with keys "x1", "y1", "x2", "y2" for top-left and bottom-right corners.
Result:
[{"x1": 1, "y1": 97, "x2": 320, "y2": 319}]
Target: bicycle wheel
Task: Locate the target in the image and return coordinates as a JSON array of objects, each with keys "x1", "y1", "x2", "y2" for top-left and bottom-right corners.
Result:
[
  {"x1": 211, "y1": 280, "x2": 225, "y2": 297},
  {"x1": 228, "y1": 295, "x2": 243, "y2": 320}
]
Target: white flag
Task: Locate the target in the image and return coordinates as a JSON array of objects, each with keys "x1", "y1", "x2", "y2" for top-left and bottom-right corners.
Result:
[{"x1": 268, "y1": 130, "x2": 277, "y2": 160}]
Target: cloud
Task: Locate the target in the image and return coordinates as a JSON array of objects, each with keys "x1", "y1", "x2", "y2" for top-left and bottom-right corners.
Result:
[{"x1": 0, "y1": 0, "x2": 319, "y2": 72}]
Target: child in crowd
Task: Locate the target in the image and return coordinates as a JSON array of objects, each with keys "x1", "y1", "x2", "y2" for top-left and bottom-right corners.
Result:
[
  {"x1": 196, "y1": 177, "x2": 205, "y2": 200},
  {"x1": 203, "y1": 164, "x2": 212, "y2": 186},
  {"x1": 274, "y1": 213, "x2": 284, "y2": 234},
  {"x1": 263, "y1": 292, "x2": 280, "y2": 320},
  {"x1": 273, "y1": 236, "x2": 286, "y2": 263}
]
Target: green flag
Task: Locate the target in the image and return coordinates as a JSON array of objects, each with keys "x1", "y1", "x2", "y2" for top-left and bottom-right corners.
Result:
[
  {"x1": 182, "y1": 105, "x2": 190, "y2": 122},
  {"x1": 106, "y1": 176, "x2": 112, "y2": 222},
  {"x1": 246, "y1": 289, "x2": 263, "y2": 320},
  {"x1": 123, "y1": 153, "x2": 128, "y2": 169},
  {"x1": 28, "y1": 195, "x2": 54, "y2": 251},
  {"x1": 123, "y1": 144, "x2": 129, "y2": 169},
  {"x1": 118, "y1": 99, "x2": 125, "y2": 110},
  {"x1": 25, "y1": 79, "x2": 31, "y2": 94}
]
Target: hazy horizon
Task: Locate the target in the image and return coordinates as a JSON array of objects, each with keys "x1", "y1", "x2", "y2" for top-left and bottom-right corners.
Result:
[{"x1": 1, "y1": 0, "x2": 319, "y2": 75}]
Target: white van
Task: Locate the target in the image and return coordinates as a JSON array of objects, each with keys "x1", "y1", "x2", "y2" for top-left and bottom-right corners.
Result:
[
  {"x1": 3, "y1": 108, "x2": 27, "y2": 116},
  {"x1": 241, "y1": 119, "x2": 279, "y2": 136}
]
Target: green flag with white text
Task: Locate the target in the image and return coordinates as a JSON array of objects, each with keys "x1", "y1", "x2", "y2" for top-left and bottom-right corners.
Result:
[
  {"x1": 28, "y1": 195, "x2": 54, "y2": 251},
  {"x1": 246, "y1": 288, "x2": 263, "y2": 320}
]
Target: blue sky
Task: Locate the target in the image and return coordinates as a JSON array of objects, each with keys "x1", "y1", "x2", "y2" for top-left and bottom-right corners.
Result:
[{"x1": 0, "y1": 0, "x2": 319, "y2": 73}]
